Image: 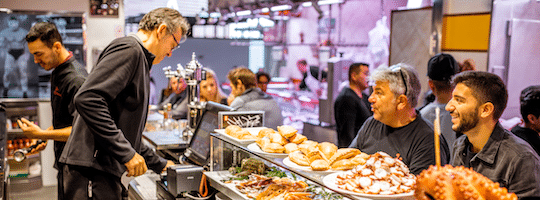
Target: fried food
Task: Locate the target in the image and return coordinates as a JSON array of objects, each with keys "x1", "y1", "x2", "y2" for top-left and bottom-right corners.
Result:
[
  {"x1": 350, "y1": 152, "x2": 369, "y2": 165},
  {"x1": 310, "y1": 159, "x2": 330, "y2": 171},
  {"x1": 256, "y1": 137, "x2": 271, "y2": 148},
  {"x1": 329, "y1": 148, "x2": 361, "y2": 164},
  {"x1": 330, "y1": 159, "x2": 356, "y2": 171},
  {"x1": 288, "y1": 133, "x2": 307, "y2": 144},
  {"x1": 284, "y1": 143, "x2": 299, "y2": 154},
  {"x1": 298, "y1": 141, "x2": 318, "y2": 156},
  {"x1": 269, "y1": 133, "x2": 288, "y2": 146},
  {"x1": 262, "y1": 143, "x2": 285, "y2": 153},
  {"x1": 289, "y1": 151, "x2": 310, "y2": 166},
  {"x1": 225, "y1": 125, "x2": 242, "y2": 136},
  {"x1": 318, "y1": 142, "x2": 337, "y2": 160},
  {"x1": 277, "y1": 125, "x2": 298, "y2": 138},
  {"x1": 306, "y1": 148, "x2": 327, "y2": 163},
  {"x1": 257, "y1": 128, "x2": 276, "y2": 138}
]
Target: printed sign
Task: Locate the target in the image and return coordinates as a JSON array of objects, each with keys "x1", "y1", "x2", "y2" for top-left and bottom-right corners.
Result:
[{"x1": 218, "y1": 111, "x2": 264, "y2": 129}]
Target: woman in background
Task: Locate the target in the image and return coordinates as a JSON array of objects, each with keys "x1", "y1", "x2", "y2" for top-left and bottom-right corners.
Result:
[{"x1": 200, "y1": 68, "x2": 228, "y2": 105}]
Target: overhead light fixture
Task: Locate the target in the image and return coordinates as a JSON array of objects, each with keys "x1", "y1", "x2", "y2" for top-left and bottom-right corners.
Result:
[
  {"x1": 271, "y1": 5, "x2": 292, "y2": 11},
  {"x1": 236, "y1": 10, "x2": 252, "y2": 16},
  {"x1": 261, "y1": 8, "x2": 270, "y2": 12},
  {"x1": 302, "y1": 0, "x2": 343, "y2": 7}
]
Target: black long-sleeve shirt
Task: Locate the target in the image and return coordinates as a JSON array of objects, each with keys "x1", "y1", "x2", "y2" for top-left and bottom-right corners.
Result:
[{"x1": 60, "y1": 35, "x2": 167, "y2": 177}]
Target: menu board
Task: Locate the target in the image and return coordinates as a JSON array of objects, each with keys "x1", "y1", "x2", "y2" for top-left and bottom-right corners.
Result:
[{"x1": 218, "y1": 111, "x2": 264, "y2": 129}]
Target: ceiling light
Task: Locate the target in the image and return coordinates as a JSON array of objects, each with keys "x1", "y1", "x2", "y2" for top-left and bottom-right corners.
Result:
[
  {"x1": 236, "y1": 10, "x2": 252, "y2": 16},
  {"x1": 271, "y1": 5, "x2": 292, "y2": 11},
  {"x1": 302, "y1": 0, "x2": 343, "y2": 7}
]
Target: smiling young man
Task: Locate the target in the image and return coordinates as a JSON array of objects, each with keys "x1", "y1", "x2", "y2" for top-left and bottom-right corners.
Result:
[
  {"x1": 59, "y1": 8, "x2": 189, "y2": 199},
  {"x1": 18, "y1": 22, "x2": 88, "y2": 200},
  {"x1": 447, "y1": 71, "x2": 540, "y2": 198},
  {"x1": 349, "y1": 63, "x2": 449, "y2": 175}
]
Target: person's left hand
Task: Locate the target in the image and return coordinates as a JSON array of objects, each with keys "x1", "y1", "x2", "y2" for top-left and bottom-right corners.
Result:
[
  {"x1": 162, "y1": 160, "x2": 175, "y2": 173},
  {"x1": 17, "y1": 118, "x2": 43, "y2": 138},
  {"x1": 29, "y1": 140, "x2": 48, "y2": 154}
]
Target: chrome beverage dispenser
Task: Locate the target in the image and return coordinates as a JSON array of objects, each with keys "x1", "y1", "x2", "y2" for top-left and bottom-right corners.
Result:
[{"x1": 163, "y1": 52, "x2": 206, "y2": 138}]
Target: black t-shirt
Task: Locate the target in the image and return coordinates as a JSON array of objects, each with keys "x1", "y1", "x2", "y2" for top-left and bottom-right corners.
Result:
[
  {"x1": 511, "y1": 126, "x2": 540, "y2": 157},
  {"x1": 334, "y1": 87, "x2": 372, "y2": 148},
  {"x1": 349, "y1": 112, "x2": 450, "y2": 175},
  {"x1": 50, "y1": 57, "x2": 88, "y2": 167}
]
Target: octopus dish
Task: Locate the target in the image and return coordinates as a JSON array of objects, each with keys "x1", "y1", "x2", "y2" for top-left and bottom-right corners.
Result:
[{"x1": 414, "y1": 165, "x2": 517, "y2": 200}]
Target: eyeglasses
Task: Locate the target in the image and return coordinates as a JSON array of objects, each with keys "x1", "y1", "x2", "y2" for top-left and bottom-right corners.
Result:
[
  {"x1": 390, "y1": 65, "x2": 408, "y2": 96},
  {"x1": 168, "y1": 28, "x2": 187, "y2": 51},
  {"x1": 170, "y1": 33, "x2": 181, "y2": 51}
]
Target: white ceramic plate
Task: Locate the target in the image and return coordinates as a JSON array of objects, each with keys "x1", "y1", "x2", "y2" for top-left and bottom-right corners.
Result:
[
  {"x1": 322, "y1": 172, "x2": 415, "y2": 200},
  {"x1": 246, "y1": 143, "x2": 288, "y2": 158},
  {"x1": 282, "y1": 157, "x2": 337, "y2": 175},
  {"x1": 214, "y1": 127, "x2": 267, "y2": 145}
]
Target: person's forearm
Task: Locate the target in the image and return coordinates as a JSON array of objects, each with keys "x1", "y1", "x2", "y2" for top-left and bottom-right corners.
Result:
[{"x1": 34, "y1": 126, "x2": 71, "y2": 142}]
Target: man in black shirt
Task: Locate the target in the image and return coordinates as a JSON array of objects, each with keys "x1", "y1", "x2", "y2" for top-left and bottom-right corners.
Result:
[
  {"x1": 349, "y1": 63, "x2": 449, "y2": 175},
  {"x1": 59, "y1": 8, "x2": 190, "y2": 199},
  {"x1": 18, "y1": 22, "x2": 88, "y2": 200},
  {"x1": 511, "y1": 85, "x2": 540, "y2": 156},
  {"x1": 447, "y1": 72, "x2": 540, "y2": 198},
  {"x1": 334, "y1": 63, "x2": 372, "y2": 148}
]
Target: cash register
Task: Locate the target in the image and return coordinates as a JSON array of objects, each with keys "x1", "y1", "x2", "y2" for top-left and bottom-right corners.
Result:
[{"x1": 157, "y1": 101, "x2": 232, "y2": 199}]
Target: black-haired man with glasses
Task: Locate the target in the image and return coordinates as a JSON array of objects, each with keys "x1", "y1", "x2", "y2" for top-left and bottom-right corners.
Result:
[
  {"x1": 349, "y1": 63, "x2": 450, "y2": 175},
  {"x1": 59, "y1": 7, "x2": 190, "y2": 199}
]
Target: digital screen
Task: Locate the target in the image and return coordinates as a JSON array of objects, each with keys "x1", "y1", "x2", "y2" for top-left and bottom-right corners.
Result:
[{"x1": 188, "y1": 112, "x2": 217, "y2": 160}]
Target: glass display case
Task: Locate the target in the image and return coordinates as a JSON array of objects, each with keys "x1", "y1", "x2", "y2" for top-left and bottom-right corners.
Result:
[{"x1": 207, "y1": 133, "x2": 359, "y2": 200}]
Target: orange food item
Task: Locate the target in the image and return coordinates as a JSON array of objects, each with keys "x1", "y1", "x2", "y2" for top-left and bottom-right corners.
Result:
[{"x1": 415, "y1": 165, "x2": 517, "y2": 200}]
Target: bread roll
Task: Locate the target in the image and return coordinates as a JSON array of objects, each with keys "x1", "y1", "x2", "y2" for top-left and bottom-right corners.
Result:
[
  {"x1": 310, "y1": 159, "x2": 330, "y2": 171},
  {"x1": 257, "y1": 128, "x2": 275, "y2": 138},
  {"x1": 330, "y1": 159, "x2": 356, "y2": 171},
  {"x1": 288, "y1": 133, "x2": 307, "y2": 144},
  {"x1": 269, "y1": 133, "x2": 288, "y2": 146},
  {"x1": 318, "y1": 142, "x2": 338, "y2": 160},
  {"x1": 289, "y1": 151, "x2": 310, "y2": 166},
  {"x1": 225, "y1": 125, "x2": 242, "y2": 136},
  {"x1": 277, "y1": 125, "x2": 298, "y2": 138},
  {"x1": 329, "y1": 148, "x2": 361, "y2": 164},
  {"x1": 284, "y1": 143, "x2": 299, "y2": 154},
  {"x1": 262, "y1": 143, "x2": 285, "y2": 153}
]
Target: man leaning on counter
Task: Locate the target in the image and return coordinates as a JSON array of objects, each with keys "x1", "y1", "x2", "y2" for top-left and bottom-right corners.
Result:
[
  {"x1": 59, "y1": 7, "x2": 190, "y2": 199},
  {"x1": 349, "y1": 63, "x2": 450, "y2": 175}
]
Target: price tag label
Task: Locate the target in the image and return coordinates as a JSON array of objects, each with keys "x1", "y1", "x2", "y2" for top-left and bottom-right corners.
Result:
[{"x1": 218, "y1": 111, "x2": 264, "y2": 129}]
